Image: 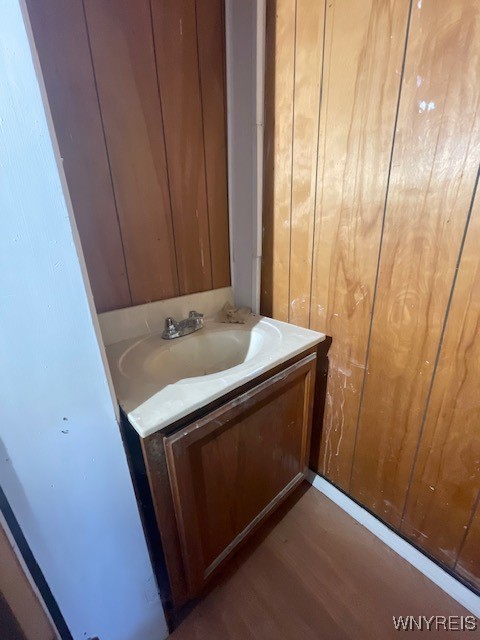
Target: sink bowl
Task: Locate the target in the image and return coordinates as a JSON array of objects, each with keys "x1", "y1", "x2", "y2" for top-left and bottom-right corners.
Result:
[
  {"x1": 120, "y1": 327, "x2": 265, "y2": 382},
  {"x1": 106, "y1": 316, "x2": 325, "y2": 437}
]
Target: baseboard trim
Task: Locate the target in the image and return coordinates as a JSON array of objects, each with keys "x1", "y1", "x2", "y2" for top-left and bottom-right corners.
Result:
[{"x1": 307, "y1": 471, "x2": 480, "y2": 618}]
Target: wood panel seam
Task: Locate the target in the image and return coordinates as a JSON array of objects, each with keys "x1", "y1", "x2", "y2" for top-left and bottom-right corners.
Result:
[
  {"x1": 455, "y1": 487, "x2": 480, "y2": 572},
  {"x1": 80, "y1": 0, "x2": 133, "y2": 306},
  {"x1": 221, "y1": 0, "x2": 229, "y2": 260},
  {"x1": 347, "y1": 0, "x2": 414, "y2": 494},
  {"x1": 148, "y1": 0, "x2": 181, "y2": 293},
  {"x1": 312, "y1": 0, "x2": 334, "y2": 331},
  {"x1": 194, "y1": 0, "x2": 214, "y2": 286},
  {"x1": 287, "y1": 0, "x2": 298, "y2": 323},
  {"x1": 307, "y1": 0, "x2": 327, "y2": 330},
  {"x1": 400, "y1": 166, "x2": 480, "y2": 538}
]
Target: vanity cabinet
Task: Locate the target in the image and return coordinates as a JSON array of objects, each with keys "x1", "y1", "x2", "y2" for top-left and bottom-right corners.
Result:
[
  {"x1": 164, "y1": 353, "x2": 316, "y2": 595},
  {"x1": 123, "y1": 345, "x2": 326, "y2": 614}
]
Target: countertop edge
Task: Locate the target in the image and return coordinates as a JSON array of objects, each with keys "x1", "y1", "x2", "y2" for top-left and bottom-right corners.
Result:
[{"x1": 127, "y1": 333, "x2": 326, "y2": 439}]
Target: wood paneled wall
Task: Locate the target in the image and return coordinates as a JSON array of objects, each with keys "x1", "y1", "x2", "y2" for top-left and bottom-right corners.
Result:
[
  {"x1": 262, "y1": 0, "x2": 480, "y2": 591},
  {"x1": 26, "y1": 0, "x2": 230, "y2": 313}
]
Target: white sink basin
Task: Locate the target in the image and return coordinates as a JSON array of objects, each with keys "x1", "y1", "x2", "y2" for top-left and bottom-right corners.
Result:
[
  {"x1": 120, "y1": 327, "x2": 269, "y2": 383},
  {"x1": 106, "y1": 316, "x2": 325, "y2": 438}
]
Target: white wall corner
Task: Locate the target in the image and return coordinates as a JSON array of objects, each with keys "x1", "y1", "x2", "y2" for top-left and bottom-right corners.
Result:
[{"x1": 225, "y1": 0, "x2": 265, "y2": 314}]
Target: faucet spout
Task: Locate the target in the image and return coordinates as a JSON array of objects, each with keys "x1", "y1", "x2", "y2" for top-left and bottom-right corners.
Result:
[{"x1": 161, "y1": 310, "x2": 204, "y2": 340}]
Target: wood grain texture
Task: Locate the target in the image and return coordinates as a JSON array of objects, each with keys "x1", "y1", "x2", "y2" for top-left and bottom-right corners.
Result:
[
  {"x1": 309, "y1": 337, "x2": 332, "y2": 470},
  {"x1": 26, "y1": 0, "x2": 131, "y2": 312},
  {"x1": 151, "y1": 0, "x2": 213, "y2": 295},
  {"x1": 170, "y1": 486, "x2": 470, "y2": 640},
  {"x1": 288, "y1": 0, "x2": 324, "y2": 328},
  {"x1": 28, "y1": 0, "x2": 230, "y2": 312},
  {"x1": 141, "y1": 434, "x2": 189, "y2": 608},
  {"x1": 196, "y1": 0, "x2": 231, "y2": 289},
  {"x1": 351, "y1": 0, "x2": 480, "y2": 527},
  {"x1": 164, "y1": 354, "x2": 316, "y2": 596},
  {"x1": 262, "y1": 0, "x2": 480, "y2": 589},
  {"x1": 401, "y1": 189, "x2": 480, "y2": 568},
  {"x1": 138, "y1": 347, "x2": 320, "y2": 611},
  {"x1": 84, "y1": 0, "x2": 179, "y2": 305},
  {"x1": 261, "y1": 0, "x2": 296, "y2": 321},
  {"x1": 310, "y1": 0, "x2": 410, "y2": 487},
  {"x1": 456, "y1": 498, "x2": 480, "y2": 592}
]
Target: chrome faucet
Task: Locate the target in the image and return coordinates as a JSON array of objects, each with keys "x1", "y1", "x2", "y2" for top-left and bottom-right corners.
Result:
[{"x1": 161, "y1": 310, "x2": 204, "y2": 340}]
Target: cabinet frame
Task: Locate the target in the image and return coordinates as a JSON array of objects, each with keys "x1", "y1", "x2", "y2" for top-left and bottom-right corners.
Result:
[{"x1": 164, "y1": 352, "x2": 317, "y2": 594}]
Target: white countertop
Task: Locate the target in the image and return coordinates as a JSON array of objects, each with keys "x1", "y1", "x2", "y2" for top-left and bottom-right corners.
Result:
[{"x1": 106, "y1": 314, "x2": 325, "y2": 438}]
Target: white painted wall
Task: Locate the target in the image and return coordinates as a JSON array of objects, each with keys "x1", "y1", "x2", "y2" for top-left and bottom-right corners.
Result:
[
  {"x1": 0, "y1": 2, "x2": 168, "y2": 639},
  {"x1": 226, "y1": 0, "x2": 265, "y2": 313}
]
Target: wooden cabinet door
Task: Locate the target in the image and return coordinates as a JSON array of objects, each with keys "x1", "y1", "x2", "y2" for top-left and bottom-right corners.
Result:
[{"x1": 164, "y1": 353, "x2": 316, "y2": 594}]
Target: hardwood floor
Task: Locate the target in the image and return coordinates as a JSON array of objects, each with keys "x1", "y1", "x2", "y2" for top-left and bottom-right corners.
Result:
[{"x1": 170, "y1": 483, "x2": 475, "y2": 639}]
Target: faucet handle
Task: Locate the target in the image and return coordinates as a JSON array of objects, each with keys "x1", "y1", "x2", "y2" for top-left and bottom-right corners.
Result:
[
  {"x1": 188, "y1": 310, "x2": 204, "y2": 330},
  {"x1": 162, "y1": 317, "x2": 177, "y2": 339}
]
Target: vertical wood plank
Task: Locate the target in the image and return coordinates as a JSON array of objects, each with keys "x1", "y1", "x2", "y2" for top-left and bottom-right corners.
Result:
[
  {"x1": 151, "y1": 0, "x2": 213, "y2": 295},
  {"x1": 84, "y1": 0, "x2": 179, "y2": 306},
  {"x1": 351, "y1": 0, "x2": 480, "y2": 527},
  {"x1": 456, "y1": 499, "x2": 480, "y2": 591},
  {"x1": 288, "y1": 0, "x2": 324, "y2": 328},
  {"x1": 196, "y1": 0, "x2": 231, "y2": 289},
  {"x1": 401, "y1": 189, "x2": 480, "y2": 569},
  {"x1": 26, "y1": 0, "x2": 131, "y2": 312},
  {"x1": 310, "y1": 0, "x2": 410, "y2": 487},
  {"x1": 261, "y1": 0, "x2": 296, "y2": 321}
]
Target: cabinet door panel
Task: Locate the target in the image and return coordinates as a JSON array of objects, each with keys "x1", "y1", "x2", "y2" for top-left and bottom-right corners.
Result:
[{"x1": 164, "y1": 353, "x2": 316, "y2": 594}]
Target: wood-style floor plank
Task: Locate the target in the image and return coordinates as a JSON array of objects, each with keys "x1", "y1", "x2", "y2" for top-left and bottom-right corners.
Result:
[{"x1": 171, "y1": 485, "x2": 471, "y2": 639}]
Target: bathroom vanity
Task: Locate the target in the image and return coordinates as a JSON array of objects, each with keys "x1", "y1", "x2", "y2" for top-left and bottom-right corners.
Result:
[{"x1": 101, "y1": 291, "x2": 327, "y2": 612}]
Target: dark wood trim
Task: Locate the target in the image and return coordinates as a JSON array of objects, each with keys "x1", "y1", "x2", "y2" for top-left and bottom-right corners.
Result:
[
  {"x1": 119, "y1": 412, "x2": 178, "y2": 619},
  {"x1": 309, "y1": 336, "x2": 332, "y2": 472},
  {"x1": 140, "y1": 435, "x2": 190, "y2": 608}
]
